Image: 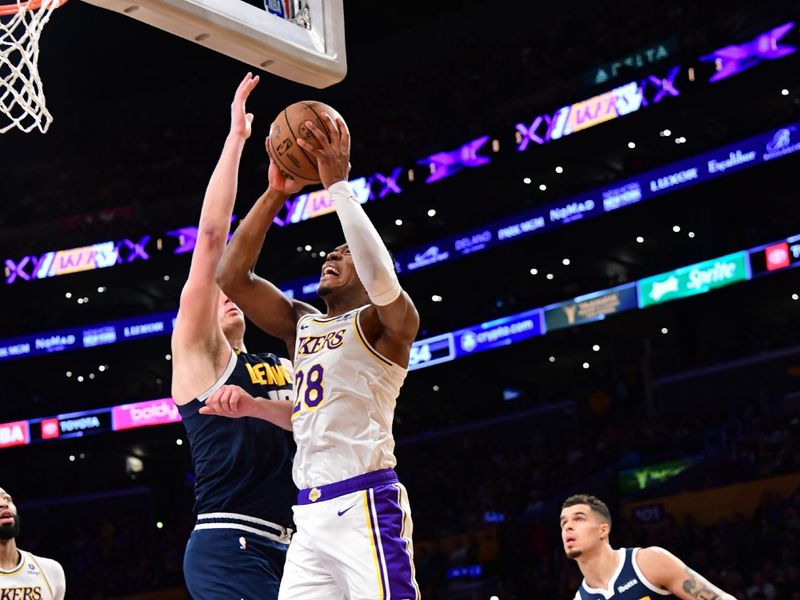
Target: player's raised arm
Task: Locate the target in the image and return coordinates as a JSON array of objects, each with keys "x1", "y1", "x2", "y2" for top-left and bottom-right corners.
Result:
[
  {"x1": 297, "y1": 113, "x2": 420, "y2": 366},
  {"x1": 637, "y1": 546, "x2": 737, "y2": 600},
  {"x1": 215, "y1": 158, "x2": 318, "y2": 356},
  {"x1": 172, "y1": 73, "x2": 259, "y2": 354}
]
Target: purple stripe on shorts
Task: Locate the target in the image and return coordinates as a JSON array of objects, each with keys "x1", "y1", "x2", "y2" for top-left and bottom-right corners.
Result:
[
  {"x1": 297, "y1": 468, "x2": 398, "y2": 505},
  {"x1": 372, "y1": 483, "x2": 419, "y2": 599},
  {"x1": 366, "y1": 490, "x2": 388, "y2": 599}
]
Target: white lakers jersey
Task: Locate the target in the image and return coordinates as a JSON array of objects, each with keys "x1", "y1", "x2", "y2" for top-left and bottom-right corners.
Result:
[
  {"x1": 0, "y1": 550, "x2": 66, "y2": 600},
  {"x1": 291, "y1": 306, "x2": 407, "y2": 489}
]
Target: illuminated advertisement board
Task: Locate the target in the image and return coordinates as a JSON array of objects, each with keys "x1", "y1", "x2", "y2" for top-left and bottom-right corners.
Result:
[
  {"x1": 408, "y1": 333, "x2": 456, "y2": 370},
  {"x1": 747, "y1": 235, "x2": 800, "y2": 276},
  {"x1": 277, "y1": 176, "x2": 372, "y2": 225},
  {"x1": 0, "y1": 311, "x2": 177, "y2": 362},
  {"x1": 585, "y1": 37, "x2": 679, "y2": 86},
  {"x1": 359, "y1": 120, "x2": 800, "y2": 295},
  {"x1": 409, "y1": 308, "x2": 544, "y2": 371},
  {"x1": 544, "y1": 283, "x2": 638, "y2": 332},
  {"x1": 409, "y1": 309, "x2": 544, "y2": 371},
  {"x1": 700, "y1": 22, "x2": 796, "y2": 82},
  {"x1": 0, "y1": 421, "x2": 30, "y2": 449},
  {"x1": 7, "y1": 120, "x2": 800, "y2": 294},
  {"x1": 637, "y1": 251, "x2": 751, "y2": 308},
  {"x1": 455, "y1": 308, "x2": 544, "y2": 356},
  {"x1": 3, "y1": 232, "x2": 800, "y2": 447},
  {"x1": 5, "y1": 236, "x2": 151, "y2": 284},
  {"x1": 30, "y1": 410, "x2": 112, "y2": 442},
  {"x1": 515, "y1": 66, "x2": 679, "y2": 150},
  {"x1": 619, "y1": 457, "x2": 698, "y2": 494},
  {"x1": 112, "y1": 398, "x2": 182, "y2": 431}
]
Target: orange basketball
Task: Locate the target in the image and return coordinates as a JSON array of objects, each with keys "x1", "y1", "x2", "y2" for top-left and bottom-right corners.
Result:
[{"x1": 267, "y1": 101, "x2": 344, "y2": 184}]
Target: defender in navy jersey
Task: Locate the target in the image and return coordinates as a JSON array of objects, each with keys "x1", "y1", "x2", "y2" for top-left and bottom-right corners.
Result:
[
  {"x1": 212, "y1": 110, "x2": 421, "y2": 598},
  {"x1": 170, "y1": 74, "x2": 306, "y2": 600},
  {"x1": 560, "y1": 495, "x2": 736, "y2": 600}
]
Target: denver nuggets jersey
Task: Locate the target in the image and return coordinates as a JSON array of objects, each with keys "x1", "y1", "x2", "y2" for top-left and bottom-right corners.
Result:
[
  {"x1": 0, "y1": 550, "x2": 65, "y2": 600},
  {"x1": 178, "y1": 349, "x2": 296, "y2": 527},
  {"x1": 291, "y1": 307, "x2": 407, "y2": 489},
  {"x1": 575, "y1": 548, "x2": 679, "y2": 600}
]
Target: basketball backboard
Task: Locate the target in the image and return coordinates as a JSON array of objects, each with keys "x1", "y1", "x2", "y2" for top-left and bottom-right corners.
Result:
[{"x1": 80, "y1": 0, "x2": 346, "y2": 88}]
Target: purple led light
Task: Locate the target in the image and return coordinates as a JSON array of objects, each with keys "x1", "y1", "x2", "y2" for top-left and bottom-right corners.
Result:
[
  {"x1": 166, "y1": 227, "x2": 199, "y2": 255},
  {"x1": 515, "y1": 66, "x2": 680, "y2": 151},
  {"x1": 167, "y1": 217, "x2": 235, "y2": 253},
  {"x1": 418, "y1": 136, "x2": 491, "y2": 183},
  {"x1": 370, "y1": 167, "x2": 403, "y2": 199},
  {"x1": 515, "y1": 115, "x2": 555, "y2": 151},
  {"x1": 116, "y1": 236, "x2": 151, "y2": 263},
  {"x1": 5, "y1": 257, "x2": 32, "y2": 284},
  {"x1": 642, "y1": 66, "x2": 680, "y2": 105},
  {"x1": 701, "y1": 22, "x2": 796, "y2": 82}
]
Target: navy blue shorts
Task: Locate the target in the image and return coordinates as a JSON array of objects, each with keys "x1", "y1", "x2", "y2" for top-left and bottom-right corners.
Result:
[{"x1": 184, "y1": 526, "x2": 289, "y2": 599}]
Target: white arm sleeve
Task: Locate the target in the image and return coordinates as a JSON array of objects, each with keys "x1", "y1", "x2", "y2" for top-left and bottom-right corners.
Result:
[{"x1": 330, "y1": 180, "x2": 401, "y2": 306}]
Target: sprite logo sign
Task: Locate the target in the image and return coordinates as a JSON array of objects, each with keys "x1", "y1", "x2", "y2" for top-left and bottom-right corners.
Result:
[{"x1": 638, "y1": 251, "x2": 750, "y2": 308}]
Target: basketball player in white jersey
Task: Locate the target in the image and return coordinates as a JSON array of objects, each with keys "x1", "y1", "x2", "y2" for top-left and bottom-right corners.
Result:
[
  {"x1": 210, "y1": 112, "x2": 421, "y2": 599},
  {"x1": 0, "y1": 487, "x2": 66, "y2": 599}
]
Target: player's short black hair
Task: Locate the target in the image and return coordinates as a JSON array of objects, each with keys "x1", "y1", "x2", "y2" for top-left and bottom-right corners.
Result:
[
  {"x1": 562, "y1": 494, "x2": 612, "y2": 526},
  {"x1": 332, "y1": 242, "x2": 399, "y2": 274}
]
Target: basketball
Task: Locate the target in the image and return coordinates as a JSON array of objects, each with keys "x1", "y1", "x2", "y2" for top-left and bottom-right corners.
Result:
[{"x1": 267, "y1": 101, "x2": 345, "y2": 184}]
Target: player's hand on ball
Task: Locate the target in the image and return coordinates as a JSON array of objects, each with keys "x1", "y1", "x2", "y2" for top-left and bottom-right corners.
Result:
[
  {"x1": 230, "y1": 73, "x2": 259, "y2": 140},
  {"x1": 295, "y1": 113, "x2": 351, "y2": 188},
  {"x1": 267, "y1": 153, "x2": 306, "y2": 196},
  {"x1": 199, "y1": 385, "x2": 257, "y2": 419}
]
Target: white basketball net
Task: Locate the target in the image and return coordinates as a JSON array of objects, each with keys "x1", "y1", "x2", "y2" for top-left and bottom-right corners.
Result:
[{"x1": 0, "y1": 0, "x2": 60, "y2": 134}]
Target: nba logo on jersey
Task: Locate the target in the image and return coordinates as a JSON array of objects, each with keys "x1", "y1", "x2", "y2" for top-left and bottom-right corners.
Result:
[{"x1": 265, "y1": 0, "x2": 291, "y2": 19}]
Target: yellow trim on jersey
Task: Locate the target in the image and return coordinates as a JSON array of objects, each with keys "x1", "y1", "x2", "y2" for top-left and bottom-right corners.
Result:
[
  {"x1": 297, "y1": 312, "x2": 319, "y2": 326},
  {"x1": 27, "y1": 553, "x2": 54, "y2": 599},
  {"x1": 309, "y1": 309, "x2": 357, "y2": 324},
  {"x1": 0, "y1": 550, "x2": 25, "y2": 576},
  {"x1": 352, "y1": 310, "x2": 395, "y2": 367},
  {"x1": 363, "y1": 491, "x2": 385, "y2": 600}
]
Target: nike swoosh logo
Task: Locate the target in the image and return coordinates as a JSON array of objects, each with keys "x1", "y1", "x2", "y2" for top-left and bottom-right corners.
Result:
[{"x1": 337, "y1": 503, "x2": 358, "y2": 517}]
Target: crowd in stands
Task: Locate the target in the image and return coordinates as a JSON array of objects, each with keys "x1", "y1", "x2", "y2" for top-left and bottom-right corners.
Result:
[{"x1": 11, "y1": 390, "x2": 798, "y2": 598}]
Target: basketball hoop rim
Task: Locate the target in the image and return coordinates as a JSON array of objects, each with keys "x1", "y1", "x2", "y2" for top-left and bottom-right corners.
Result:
[{"x1": 0, "y1": 0, "x2": 67, "y2": 16}]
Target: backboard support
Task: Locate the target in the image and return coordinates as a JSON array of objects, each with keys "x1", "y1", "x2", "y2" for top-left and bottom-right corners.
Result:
[{"x1": 80, "y1": 0, "x2": 346, "y2": 88}]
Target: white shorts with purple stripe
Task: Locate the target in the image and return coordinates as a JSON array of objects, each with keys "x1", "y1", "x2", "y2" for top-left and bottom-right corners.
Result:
[{"x1": 279, "y1": 468, "x2": 420, "y2": 600}]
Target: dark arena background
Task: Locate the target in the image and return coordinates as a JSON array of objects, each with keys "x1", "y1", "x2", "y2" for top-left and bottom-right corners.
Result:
[{"x1": 1, "y1": 0, "x2": 800, "y2": 598}]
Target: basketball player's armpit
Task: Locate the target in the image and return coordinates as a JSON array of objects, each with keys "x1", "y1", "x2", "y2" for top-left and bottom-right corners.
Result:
[
  {"x1": 330, "y1": 181, "x2": 401, "y2": 306},
  {"x1": 681, "y1": 568, "x2": 734, "y2": 600}
]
